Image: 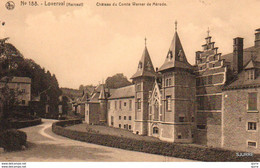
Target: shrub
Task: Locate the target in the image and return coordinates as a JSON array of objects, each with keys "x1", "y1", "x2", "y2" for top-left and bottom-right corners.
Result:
[
  {"x1": 52, "y1": 120, "x2": 260, "y2": 161},
  {"x1": 0, "y1": 129, "x2": 27, "y2": 151}
]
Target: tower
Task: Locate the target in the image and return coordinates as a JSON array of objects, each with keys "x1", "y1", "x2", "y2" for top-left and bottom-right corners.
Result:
[
  {"x1": 98, "y1": 84, "x2": 107, "y2": 125},
  {"x1": 131, "y1": 38, "x2": 156, "y2": 135},
  {"x1": 157, "y1": 22, "x2": 196, "y2": 142}
]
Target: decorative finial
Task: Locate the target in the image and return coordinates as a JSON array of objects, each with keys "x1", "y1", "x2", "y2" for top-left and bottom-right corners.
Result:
[
  {"x1": 145, "y1": 37, "x2": 147, "y2": 47},
  {"x1": 207, "y1": 27, "x2": 210, "y2": 37},
  {"x1": 175, "y1": 20, "x2": 178, "y2": 32}
]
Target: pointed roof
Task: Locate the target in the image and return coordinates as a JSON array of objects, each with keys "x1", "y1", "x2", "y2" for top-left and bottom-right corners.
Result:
[
  {"x1": 98, "y1": 84, "x2": 106, "y2": 100},
  {"x1": 131, "y1": 46, "x2": 156, "y2": 79},
  {"x1": 159, "y1": 31, "x2": 193, "y2": 72}
]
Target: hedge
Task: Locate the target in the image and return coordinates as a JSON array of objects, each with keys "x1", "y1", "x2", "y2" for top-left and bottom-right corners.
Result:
[
  {"x1": 9, "y1": 118, "x2": 42, "y2": 129},
  {"x1": 52, "y1": 120, "x2": 260, "y2": 161},
  {"x1": 0, "y1": 129, "x2": 27, "y2": 151}
]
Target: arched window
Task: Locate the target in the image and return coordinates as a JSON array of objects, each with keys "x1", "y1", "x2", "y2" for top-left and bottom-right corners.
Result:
[
  {"x1": 153, "y1": 127, "x2": 159, "y2": 134},
  {"x1": 166, "y1": 79, "x2": 169, "y2": 86}
]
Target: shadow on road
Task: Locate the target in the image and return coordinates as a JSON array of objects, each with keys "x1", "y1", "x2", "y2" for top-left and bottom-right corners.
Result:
[{"x1": 0, "y1": 141, "x2": 113, "y2": 162}]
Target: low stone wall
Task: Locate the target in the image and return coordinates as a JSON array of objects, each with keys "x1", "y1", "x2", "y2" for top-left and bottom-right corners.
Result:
[
  {"x1": 10, "y1": 118, "x2": 42, "y2": 129},
  {"x1": 52, "y1": 120, "x2": 260, "y2": 161}
]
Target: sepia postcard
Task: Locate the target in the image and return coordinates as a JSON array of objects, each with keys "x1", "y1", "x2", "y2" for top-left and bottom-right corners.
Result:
[{"x1": 0, "y1": 0, "x2": 260, "y2": 167}]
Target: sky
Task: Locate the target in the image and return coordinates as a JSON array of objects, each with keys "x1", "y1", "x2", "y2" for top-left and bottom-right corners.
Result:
[{"x1": 0, "y1": 0, "x2": 260, "y2": 89}]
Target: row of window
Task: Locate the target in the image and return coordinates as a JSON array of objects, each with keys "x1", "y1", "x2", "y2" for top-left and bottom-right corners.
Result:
[
  {"x1": 108, "y1": 100, "x2": 133, "y2": 110},
  {"x1": 152, "y1": 127, "x2": 193, "y2": 139},
  {"x1": 119, "y1": 124, "x2": 132, "y2": 130},
  {"x1": 119, "y1": 116, "x2": 132, "y2": 120},
  {"x1": 165, "y1": 78, "x2": 172, "y2": 87},
  {"x1": 197, "y1": 122, "x2": 257, "y2": 131}
]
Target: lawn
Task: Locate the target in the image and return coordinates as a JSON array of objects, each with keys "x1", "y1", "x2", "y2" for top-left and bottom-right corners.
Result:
[{"x1": 66, "y1": 123, "x2": 161, "y2": 142}]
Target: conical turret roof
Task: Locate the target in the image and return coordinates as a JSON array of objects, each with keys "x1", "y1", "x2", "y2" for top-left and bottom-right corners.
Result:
[
  {"x1": 131, "y1": 46, "x2": 156, "y2": 79},
  {"x1": 159, "y1": 31, "x2": 193, "y2": 72},
  {"x1": 98, "y1": 84, "x2": 106, "y2": 100}
]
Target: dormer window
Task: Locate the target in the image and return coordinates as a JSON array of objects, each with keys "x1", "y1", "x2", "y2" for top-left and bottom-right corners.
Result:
[
  {"x1": 247, "y1": 69, "x2": 255, "y2": 80},
  {"x1": 178, "y1": 50, "x2": 183, "y2": 61},
  {"x1": 138, "y1": 62, "x2": 142, "y2": 69},
  {"x1": 167, "y1": 51, "x2": 172, "y2": 59}
]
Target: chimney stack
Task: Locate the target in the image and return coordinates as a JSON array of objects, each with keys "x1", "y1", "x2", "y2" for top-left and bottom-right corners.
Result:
[
  {"x1": 255, "y1": 28, "x2": 260, "y2": 47},
  {"x1": 233, "y1": 37, "x2": 244, "y2": 74},
  {"x1": 255, "y1": 28, "x2": 260, "y2": 59}
]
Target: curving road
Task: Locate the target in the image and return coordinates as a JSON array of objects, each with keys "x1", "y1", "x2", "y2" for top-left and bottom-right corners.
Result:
[{"x1": 0, "y1": 119, "x2": 193, "y2": 162}]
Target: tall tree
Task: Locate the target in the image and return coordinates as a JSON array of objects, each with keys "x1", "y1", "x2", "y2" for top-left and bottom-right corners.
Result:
[{"x1": 105, "y1": 73, "x2": 132, "y2": 89}]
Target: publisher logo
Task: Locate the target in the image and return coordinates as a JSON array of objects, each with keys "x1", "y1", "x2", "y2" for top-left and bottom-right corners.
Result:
[{"x1": 6, "y1": 1, "x2": 15, "y2": 10}]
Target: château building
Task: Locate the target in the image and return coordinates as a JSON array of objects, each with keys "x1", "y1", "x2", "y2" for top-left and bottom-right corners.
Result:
[{"x1": 85, "y1": 24, "x2": 260, "y2": 153}]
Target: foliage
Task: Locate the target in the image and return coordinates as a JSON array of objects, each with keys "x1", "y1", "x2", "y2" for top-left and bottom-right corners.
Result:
[
  {"x1": 0, "y1": 83, "x2": 22, "y2": 129},
  {"x1": 52, "y1": 120, "x2": 260, "y2": 162},
  {"x1": 0, "y1": 129, "x2": 27, "y2": 151},
  {"x1": 105, "y1": 73, "x2": 132, "y2": 89},
  {"x1": 61, "y1": 88, "x2": 82, "y2": 100},
  {"x1": 0, "y1": 41, "x2": 62, "y2": 117}
]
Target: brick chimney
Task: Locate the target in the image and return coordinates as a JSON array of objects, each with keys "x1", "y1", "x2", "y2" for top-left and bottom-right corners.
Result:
[
  {"x1": 255, "y1": 28, "x2": 260, "y2": 47},
  {"x1": 255, "y1": 28, "x2": 260, "y2": 58},
  {"x1": 233, "y1": 37, "x2": 244, "y2": 74}
]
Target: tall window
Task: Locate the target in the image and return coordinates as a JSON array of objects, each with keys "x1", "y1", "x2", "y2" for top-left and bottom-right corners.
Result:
[
  {"x1": 165, "y1": 78, "x2": 172, "y2": 87},
  {"x1": 129, "y1": 100, "x2": 132, "y2": 110},
  {"x1": 129, "y1": 116, "x2": 131, "y2": 120},
  {"x1": 119, "y1": 116, "x2": 121, "y2": 120},
  {"x1": 137, "y1": 99, "x2": 141, "y2": 110},
  {"x1": 168, "y1": 78, "x2": 172, "y2": 86},
  {"x1": 136, "y1": 84, "x2": 141, "y2": 91},
  {"x1": 248, "y1": 92, "x2": 257, "y2": 111},
  {"x1": 115, "y1": 101, "x2": 117, "y2": 110},
  {"x1": 248, "y1": 122, "x2": 257, "y2": 130},
  {"x1": 166, "y1": 96, "x2": 171, "y2": 111},
  {"x1": 111, "y1": 116, "x2": 114, "y2": 126},
  {"x1": 119, "y1": 101, "x2": 122, "y2": 110}
]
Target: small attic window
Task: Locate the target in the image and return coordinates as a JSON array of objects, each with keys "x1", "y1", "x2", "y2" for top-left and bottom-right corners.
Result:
[
  {"x1": 138, "y1": 62, "x2": 142, "y2": 69},
  {"x1": 247, "y1": 69, "x2": 255, "y2": 80},
  {"x1": 178, "y1": 50, "x2": 183, "y2": 61},
  {"x1": 167, "y1": 51, "x2": 172, "y2": 59}
]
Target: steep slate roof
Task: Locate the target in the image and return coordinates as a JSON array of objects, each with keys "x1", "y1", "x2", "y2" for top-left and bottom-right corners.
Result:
[
  {"x1": 221, "y1": 46, "x2": 256, "y2": 66},
  {"x1": 159, "y1": 31, "x2": 193, "y2": 71},
  {"x1": 223, "y1": 70, "x2": 260, "y2": 90},
  {"x1": 99, "y1": 84, "x2": 106, "y2": 100},
  {"x1": 131, "y1": 46, "x2": 156, "y2": 79},
  {"x1": 108, "y1": 85, "x2": 135, "y2": 99},
  {"x1": 89, "y1": 92, "x2": 100, "y2": 103},
  {"x1": 223, "y1": 56, "x2": 260, "y2": 90},
  {"x1": 0, "y1": 76, "x2": 31, "y2": 83}
]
